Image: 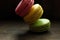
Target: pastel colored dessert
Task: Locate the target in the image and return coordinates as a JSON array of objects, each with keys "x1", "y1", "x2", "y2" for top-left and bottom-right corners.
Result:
[
  {"x1": 15, "y1": 0, "x2": 34, "y2": 17},
  {"x1": 24, "y1": 4, "x2": 43, "y2": 24},
  {"x1": 30, "y1": 18, "x2": 51, "y2": 32}
]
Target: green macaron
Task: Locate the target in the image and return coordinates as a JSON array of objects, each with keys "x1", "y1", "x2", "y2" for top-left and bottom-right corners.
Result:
[{"x1": 30, "y1": 18, "x2": 51, "y2": 32}]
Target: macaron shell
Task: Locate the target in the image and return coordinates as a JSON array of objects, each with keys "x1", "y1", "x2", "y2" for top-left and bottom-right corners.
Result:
[
  {"x1": 31, "y1": 19, "x2": 50, "y2": 27},
  {"x1": 19, "y1": 0, "x2": 34, "y2": 17},
  {"x1": 15, "y1": 0, "x2": 27, "y2": 15},
  {"x1": 30, "y1": 22, "x2": 50, "y2": 32},
  {"x1": 24, "y1": 4, "x2": 43, "y2": 24},
  {"x1": 15, "y1": 0, "x2": 34, "y2": 17},
  {"x1": 30, "y1": 19, "x2": 51, "y2": 32}
]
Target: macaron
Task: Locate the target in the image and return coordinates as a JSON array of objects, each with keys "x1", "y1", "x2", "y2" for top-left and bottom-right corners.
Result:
[
  {"x1": 30, "y1": 18, "x2": 51, "y2": 32},
  {"x1": 15, "y1": 0, "x2": 34, "y2": 17},
  {"x1": 24, "y1": 4, "x2": 44, "y2": 24}
]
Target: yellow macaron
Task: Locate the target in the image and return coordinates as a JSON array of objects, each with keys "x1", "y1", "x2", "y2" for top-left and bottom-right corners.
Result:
[{"x1": 24, "y1": 4, "x2": 44, "y2": 24}]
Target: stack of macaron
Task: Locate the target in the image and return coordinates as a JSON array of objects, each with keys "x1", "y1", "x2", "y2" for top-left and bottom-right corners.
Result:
[{"x1": 15, "y1": 0, "x2": 51, "y2": 32}]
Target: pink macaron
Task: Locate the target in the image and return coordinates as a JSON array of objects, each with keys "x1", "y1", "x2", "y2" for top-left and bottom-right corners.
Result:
[{"x1": 15, "y1": 0, "x2": 34, "y2": 17}]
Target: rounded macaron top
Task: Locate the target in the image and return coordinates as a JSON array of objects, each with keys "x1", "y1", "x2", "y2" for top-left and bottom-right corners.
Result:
[
  {"x1": 30, "y1": 19, "x2": 50, "y2": 27},
  {"x1": 15, "y1": 0, "x2": 34, "y2": 17},
  {"x1": 24, "y1": 4, "x2": 44, "y2": 24}
]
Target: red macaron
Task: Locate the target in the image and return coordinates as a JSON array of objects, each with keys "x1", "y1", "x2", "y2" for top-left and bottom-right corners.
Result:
[{"x1": 15, "y1": 0, "x2": 34, "y2": 17}]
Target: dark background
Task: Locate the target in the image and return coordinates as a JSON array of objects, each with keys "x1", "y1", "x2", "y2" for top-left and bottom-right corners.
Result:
[{"x1": 0, "y1": 0, "x2": 60, "y2": 21}]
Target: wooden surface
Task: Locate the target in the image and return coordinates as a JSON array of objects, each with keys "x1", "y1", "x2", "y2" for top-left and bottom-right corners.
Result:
[{"x1": 0, "y1": 20, "x2": 60, "y2": 40}]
